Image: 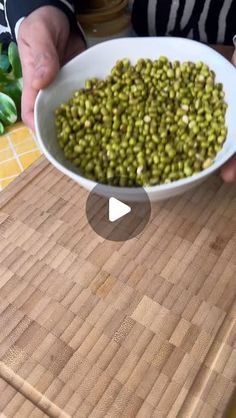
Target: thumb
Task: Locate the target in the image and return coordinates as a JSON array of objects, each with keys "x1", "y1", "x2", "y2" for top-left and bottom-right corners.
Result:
[
  {"x1": 17, "y1": 28, "x2": 60, "y2": 130},
  {"x1": 17, "y1": 7, "x2": 70, "y2": 130},
  {"x1": 18, "y1": 16, "x2": 63, "y2": 92},
  {"x1": 31, "y1": 46, "x2": 60, "y2": 90}
]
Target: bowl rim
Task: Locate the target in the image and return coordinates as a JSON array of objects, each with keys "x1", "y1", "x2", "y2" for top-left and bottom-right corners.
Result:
[{"x1": 35, "y1": 36, "x2": 236, "y2": 194}]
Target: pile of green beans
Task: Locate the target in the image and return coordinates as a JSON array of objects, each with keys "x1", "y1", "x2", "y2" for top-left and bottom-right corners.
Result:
[{"x1": 55, "y1": 57, "x2": 228, "y2": 187}]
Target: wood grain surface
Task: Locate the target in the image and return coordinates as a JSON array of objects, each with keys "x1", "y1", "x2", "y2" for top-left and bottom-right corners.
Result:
[{"x1": 0, "y1": 156, "x2": 235, "y2": 418}]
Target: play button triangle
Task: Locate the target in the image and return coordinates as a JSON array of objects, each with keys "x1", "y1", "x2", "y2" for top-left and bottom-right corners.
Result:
[{"x1": 109, "y1": 197, "x2": 131, "y2": 222}]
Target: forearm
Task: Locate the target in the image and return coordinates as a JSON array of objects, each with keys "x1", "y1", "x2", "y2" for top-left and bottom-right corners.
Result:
[{"x1": 3, "y1": 0, "x2": 81, "y2": 42}]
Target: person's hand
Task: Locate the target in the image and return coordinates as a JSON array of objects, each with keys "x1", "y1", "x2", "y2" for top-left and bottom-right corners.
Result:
[
  {"x1": 220, "y1": 47, "x2": 236, "y2": 182},
  {"x1": 211, "y1": 45, "x2": 236, "y2": 182},
  {"x1": 18, "y1": 6, "x2": 85, "y2": 131}
]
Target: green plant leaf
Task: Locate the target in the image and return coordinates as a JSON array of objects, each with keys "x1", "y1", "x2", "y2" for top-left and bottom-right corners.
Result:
[
  {"x1": 0, "y1": 121, "x2": 4, "y2": 135},
  {"x1": 0, "y1": 54, "x2": 10, "y2": 72},
  {"x1": 8, "y1": 42, "x2": 22, "y2": 79},
  {"x1": 0, "y1": 43, "x2": 22, "y2": 134},
  {"x1": 1, "y1": 79, "x2": 22, "y2": 115},
  {"x1": 0, "y1": 92, "x2": 17, "y2": 125},
  {"x1": 0, "y1": 68, "x2": 10, "y2": 82}
]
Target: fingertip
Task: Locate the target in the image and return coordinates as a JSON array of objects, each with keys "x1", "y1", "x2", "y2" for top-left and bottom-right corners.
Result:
[
  {"x1": 31, "y1": 77, "x2": 45, "y2": 91},
  {"x1": 232, "y1": 49, "x2": 236, "y2": 66},
  {"x1": 221, "y1": 166, "x2": 236, "y2": 183},
  {"x1": 32, "y1": 68, "x2": 50, "y2": 90},
  {"x1": 32, "y1": 64, "x2": 59, "y2": 90}
]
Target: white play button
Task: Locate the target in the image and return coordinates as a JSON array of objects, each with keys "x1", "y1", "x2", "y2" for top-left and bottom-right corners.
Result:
[
  {"x1": 109, "y1": 197, "x2": 131, "y2": 222},
  {"x1": 86, "y1": 178, "x2": 151, "y2": 241}
]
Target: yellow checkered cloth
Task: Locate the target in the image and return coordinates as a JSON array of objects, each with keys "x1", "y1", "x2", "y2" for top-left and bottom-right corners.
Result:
[{"x1": 0, "y1": 122, "x2": 41, "y2": 190}]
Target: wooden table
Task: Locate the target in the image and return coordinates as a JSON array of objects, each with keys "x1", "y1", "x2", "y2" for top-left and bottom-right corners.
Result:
[{"x1": 0, "y1": 155, "x2": 235, "y2": 417}]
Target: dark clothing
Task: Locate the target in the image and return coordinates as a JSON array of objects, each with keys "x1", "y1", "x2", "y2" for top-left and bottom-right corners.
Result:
[{"x1": 0, "y1": 0, "x2": 235, "y2": 45}]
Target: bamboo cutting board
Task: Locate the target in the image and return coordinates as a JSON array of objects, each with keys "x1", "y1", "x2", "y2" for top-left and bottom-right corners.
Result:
[{"x1": 0, "y1": 156, "x2": 235, "y2": 418}]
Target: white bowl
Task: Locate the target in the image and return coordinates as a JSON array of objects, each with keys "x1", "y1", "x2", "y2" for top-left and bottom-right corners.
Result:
[{"x1": 35, "y1": 37, "x2": 236, "y2": 202}]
